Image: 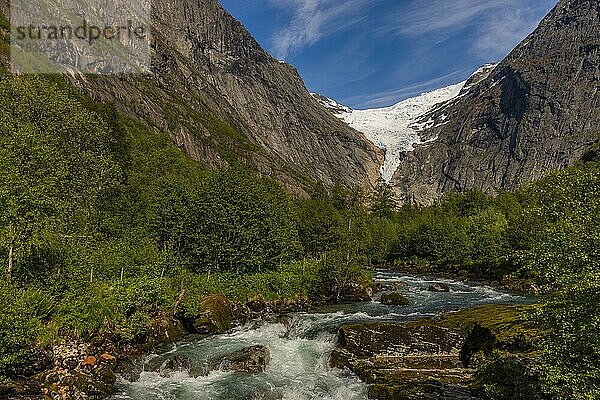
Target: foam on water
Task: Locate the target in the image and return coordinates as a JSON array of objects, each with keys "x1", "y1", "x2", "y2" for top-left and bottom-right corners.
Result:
[{"x1": 112, "y1": 272, "x2": 527, "y2": 400}]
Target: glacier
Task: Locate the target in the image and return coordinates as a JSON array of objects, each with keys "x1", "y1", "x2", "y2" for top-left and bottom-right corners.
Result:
[{"x1": 313, "y1": 64, "x2": 497, "y2": 182}]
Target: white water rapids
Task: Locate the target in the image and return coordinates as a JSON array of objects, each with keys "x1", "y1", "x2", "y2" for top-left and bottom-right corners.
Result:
[{"x1": 112, "y1": 271, "x2": 528, "y2": 400}]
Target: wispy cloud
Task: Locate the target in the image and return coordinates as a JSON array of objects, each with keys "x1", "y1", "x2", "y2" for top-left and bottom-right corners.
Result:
[
  {"x1": 345, "y1": 68, "x2": 473, "y2": 109},
  {"x1": 380, "y1": 0, "x2": 556, "y2": 59},
  {"x1": 270, "y1": 0, "x2": 375, "y2": 59}
]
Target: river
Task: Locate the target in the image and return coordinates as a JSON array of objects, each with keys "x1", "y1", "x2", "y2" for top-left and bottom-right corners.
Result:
[{"x1": 112, "y1": 270, "x2": 528, "y2": 400}]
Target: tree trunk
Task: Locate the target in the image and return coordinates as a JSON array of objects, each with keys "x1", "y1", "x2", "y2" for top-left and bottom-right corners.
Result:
[{"x1": 7, "y1": 244, "x2": 13, "y2": 279}]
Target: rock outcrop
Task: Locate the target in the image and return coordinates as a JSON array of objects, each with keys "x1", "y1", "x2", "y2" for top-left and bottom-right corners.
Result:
[
  {"x1": 393, "y1": 0, "x2": 600, "y2": 204},
  {"x1": 330, "y1": 304, "x2": 539, "y2": 399},
  {"x1": 219, "y1": 345, "x2": 271, "y2": 373},
  {"x1": 192, "y1": 294, "x2": 234, "y2": 334},
  {"x1": 428, "y1": 283, "x2": 451, "y2": 293}
]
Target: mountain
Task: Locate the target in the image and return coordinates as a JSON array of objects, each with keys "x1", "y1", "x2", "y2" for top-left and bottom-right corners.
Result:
[
  {"x1": 389, "y1": 0, "x2": 600, "y2": 204},
  {"x1": 1, "y1": 0, "x2": 383, "y2": 196},
  {"x1": 312, "y1": 64, "x2": 496, "y2": 183}
]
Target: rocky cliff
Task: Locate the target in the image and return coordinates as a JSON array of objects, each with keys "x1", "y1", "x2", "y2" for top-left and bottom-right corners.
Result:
[
  {"x1": 392, "y1": 0, "x2": 600, "y2": 204},
  {"x1": 1, "y1": 0, "x2": 383, "y2": 195}
]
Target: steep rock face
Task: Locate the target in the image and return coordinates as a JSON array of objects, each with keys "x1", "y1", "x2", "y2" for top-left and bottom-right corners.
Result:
[
  {"x1": 392, "y1": 0, "x2": 600, "y2": 204},
  {"x1": 28, "y1": 0, "x2": 383, "y2": 194}
]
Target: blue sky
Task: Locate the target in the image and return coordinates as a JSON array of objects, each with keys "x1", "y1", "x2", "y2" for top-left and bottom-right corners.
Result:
[{"x1": 220, "y1": 0, "x2": 558, "y2": 109}]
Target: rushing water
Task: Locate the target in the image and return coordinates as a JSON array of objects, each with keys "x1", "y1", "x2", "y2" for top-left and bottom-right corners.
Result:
[{"x1": 112, "y1": 271, "x2": 529, "y2": 400}]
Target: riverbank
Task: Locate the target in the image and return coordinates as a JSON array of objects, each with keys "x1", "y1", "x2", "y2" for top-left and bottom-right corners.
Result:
[
  {"x1": 0, "y1": 275, "x2": 373, "y2": 400},
  {"x1": 1, "y1": 270, "x2": 539, "y2": 400},
  {"x1": 111, "y1": 271, "x2": 531, "y2": 399}
]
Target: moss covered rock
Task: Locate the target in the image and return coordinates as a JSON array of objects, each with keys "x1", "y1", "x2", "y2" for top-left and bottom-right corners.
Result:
[
  {"x1": 192, "y1": 295, "x2": 233, "y2": 334},
  {"x1": 330, "y1": 304, "x2": 540, "y2": 399},
  {"x1": 380, "y1": 292, "x2": 410, "y2": 306},
  {"x1": 148, "y1": 313, "x2": 187, "y2": 344}
]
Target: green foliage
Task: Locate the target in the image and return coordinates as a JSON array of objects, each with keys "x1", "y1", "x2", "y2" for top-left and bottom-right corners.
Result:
[
  {"x1": 151, "y1": 168, "x2": 302, "y2": 274},
  {"x1": 478, "y1": 356, "x2": 544, "y2": 400},
  {"x1": 0, "y1": 75, "x2": 123, "y2": 282},
  {"x1": 0, "y1": 283, "x2": 55, "y2": 373},
  {"x1": 539, "y1": 274, "x2": 600, "y2": 400}
]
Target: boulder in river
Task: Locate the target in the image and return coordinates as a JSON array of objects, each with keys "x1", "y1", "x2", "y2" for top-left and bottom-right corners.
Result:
[
  {"x1": 220, "y1": 345, "x2": 271, "y2": 373},
  {"x1": 380, "y1": 292, "x2": 410, "y2": 306},
  {"x1": 148, "y1": 312, "x2": 187, "y2": 344},
  {"x1": 193, "y1": 294, "x2": 234, "y2": 334},
  {"x1": 158, "y1": 355, "x2": 194, "y2": 377},
  {"x1": 428, "y1": 283, "x2": 451, "y2": 292},
  {"x1": 374, "y1": 281, "x2": 408, "y2": 292},
  {"x1": 334, "y1": 281, "x2": 374, "y2": 302}
]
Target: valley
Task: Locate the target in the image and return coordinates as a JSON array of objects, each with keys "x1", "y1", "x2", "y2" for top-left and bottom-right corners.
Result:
[{"x1": 0, "y1": 0, "x2": 599, "y2": 399}]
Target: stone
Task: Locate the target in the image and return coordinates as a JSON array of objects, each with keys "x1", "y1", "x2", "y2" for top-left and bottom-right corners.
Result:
[
  {"x1": 330, "y1": 304, "x2": 539, "y2": 400},
  {"x1": 193, "y1": 294, "x2": 234, "y2": 334},
  {"x1": 158, "y1": 355, "x2": 193, "y2": 378},
  {"x1": 81, "y1": 355, "x2": 97, "y2": 367},
  {"x1": 99, "y1": 353, "x2": 117, "y2": 368},
  {"x1": 148, "y1": 313, "x2": 187, "y2": 344},
  {"x1": 335, "y1": 281, "x2": 374, "y2": 302},
  {"x1": 380, "y1": 292, "x2": 410, "y2": 306},
  {"x1": 374, "y1": 281, "x2": 408, "y2": 292},
  {"x1": 220, "y1": 345, "x2": 271, "y2": 373},
  {"x1": 428, "y1": 283, "x2": 451, "y2": 293},
  {"x1": 117, "y1": 357, "x2": 144, "y2": 383}
]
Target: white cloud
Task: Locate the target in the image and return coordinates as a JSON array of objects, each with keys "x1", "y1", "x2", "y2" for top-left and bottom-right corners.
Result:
[
  {"x1": 270, "y1": 0, "x2": 375, "y2": 59},
  {"x1": 345, "y1": 68, "x2": 472, "y2": 109},
  {"x1": 379, "y1": 0, "x2": 557, "y2": 59}
]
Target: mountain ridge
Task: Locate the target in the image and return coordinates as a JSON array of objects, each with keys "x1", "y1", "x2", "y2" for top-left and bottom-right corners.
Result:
[
  {"x1": 312, "y1": 64, "x2": 497, "y2": 183},
  {"x1": 391, "y1": 0, "x2": 600, "y2": 204},
  {"x1": 0, "y1": 0, "x2": 384, "y2": 196}
]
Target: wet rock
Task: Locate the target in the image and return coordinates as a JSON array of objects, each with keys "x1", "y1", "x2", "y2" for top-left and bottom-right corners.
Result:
[
  {"x1": 116, "y1": 356, "x2": 144, "y2": 383},
  {"x1": 220, "y1": 345, "x2": 271, "y2": 373},
  {"x1": 330, "y1": 304, "x2": 539, "y2": 400},
  {"x1": 380, "y1": 292, "x2": 410, "y2": 306},
  {"x1": 428, "y1": 283, "x2": 451, "y2": 293},
  {"x1": 146, "y1": 353, "x2": 214, "y2": 379},
  {"x1": 335, "y1": 281, "x2": 373, "y2": 302},
  {"x1": 158, "y1": 355, "x2": 193, "y2": 377},
  {"x1": 369, "y1": 382, "x2": 484, "y2": 400},
  {"x1": 374, "y1": 281, "x2": 408, "y2": 292},
  {"x1": 460, "y1": 324, "x2": 497, "y2": 367},
  {"x1": 193, "y1": 295, "x2": 234, "y2": 334},
  {"x1": 148, "y1": 313, "x2": 187, "y2": 344}
]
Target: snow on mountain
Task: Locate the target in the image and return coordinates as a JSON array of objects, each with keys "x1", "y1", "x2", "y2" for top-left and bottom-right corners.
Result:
[
  {"x1": 313, "y1": 65, "x2": 498, "y2": 182},
  {"x1": 310, "y1": 93, "x2": 352, "y2": 115}
]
